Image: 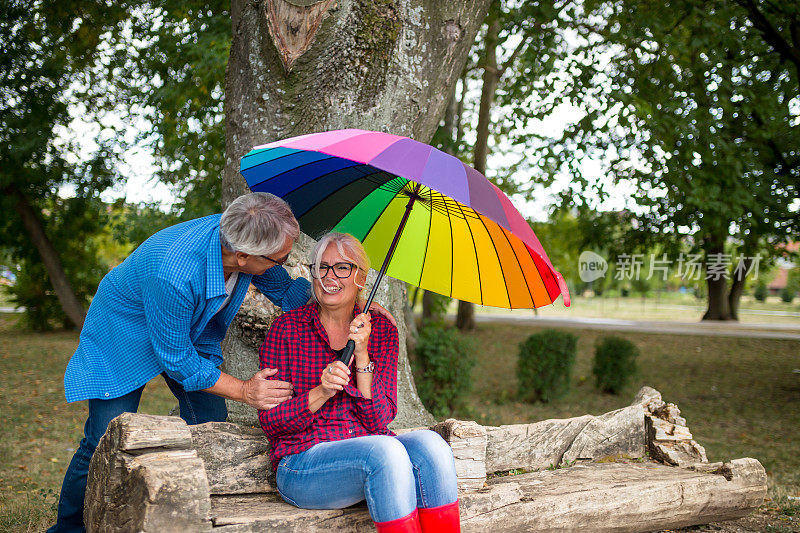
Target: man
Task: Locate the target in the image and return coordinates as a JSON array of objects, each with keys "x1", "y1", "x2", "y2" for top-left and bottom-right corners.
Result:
[{"x1": 49, "y1": 192, "x2": 392, "y2": 532}]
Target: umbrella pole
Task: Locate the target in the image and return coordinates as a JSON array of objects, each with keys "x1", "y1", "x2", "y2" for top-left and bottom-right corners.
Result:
[{"x1": 338, "y1": 188, "x2": 419, "y2": 366}]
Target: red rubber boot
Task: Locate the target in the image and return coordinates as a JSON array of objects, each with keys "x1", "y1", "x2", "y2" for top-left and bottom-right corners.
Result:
[
  {"x1": 374, "y1": 509, "x2": 422, "y2": 533},
  {"x1": 418, "y1": 501, "x2": 461, "y2": 533}
]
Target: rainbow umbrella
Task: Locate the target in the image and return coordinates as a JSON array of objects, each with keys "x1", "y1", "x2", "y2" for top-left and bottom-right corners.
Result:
[{"x1": 240, "y1": 129, "x2": 570, "y2": 362}]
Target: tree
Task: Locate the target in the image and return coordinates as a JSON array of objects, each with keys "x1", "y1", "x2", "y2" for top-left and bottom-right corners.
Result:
[
  {"x1": 453, "y1": 0, "x2": 567, "y2": 329},
  {"x1": 0, "y1": 1, "x2": 127, "y2": 329},
  {"x1": 119, "y1": 1, "x2": 231, "y2": 218},
  {"x1": 222, "y1": 0, "x2": 492, "y2": 427},
  {"x1": 526, "y1": 0, "x2": 799, "y2": 320}
]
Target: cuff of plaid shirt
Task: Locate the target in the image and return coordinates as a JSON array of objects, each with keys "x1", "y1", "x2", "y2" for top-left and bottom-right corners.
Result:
[
  {"x1": 260, "y1": 390, "x2": 316, "y2": 437},
  {"x1": 342, "y1": 381, "x2": 389, "y2": 404},
  {"x1": 343, "y1": 382, "x2": 369, "y2": 400}
]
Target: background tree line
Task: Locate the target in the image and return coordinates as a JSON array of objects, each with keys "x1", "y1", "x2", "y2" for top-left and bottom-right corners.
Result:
[{"x1": 1, "y1": 0, "x2": 797, "y2": 330}]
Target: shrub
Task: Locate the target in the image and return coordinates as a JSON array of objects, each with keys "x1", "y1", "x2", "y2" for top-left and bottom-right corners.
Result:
[
  {"x1": 516, "y1": 329, "x2": 577, "y2": 403},
  {"x1": 780, "y1": 286, "x2": 794, "y2": 304},
  {"x1": 753, "y1": 281, "x2": 768, "y2": 302},
  {"x1": 593, "y1": 336, "x2": 639, "y2": 394},
  {"x1": 413, "y1": 323, "x2": 475, "y2": 418}
]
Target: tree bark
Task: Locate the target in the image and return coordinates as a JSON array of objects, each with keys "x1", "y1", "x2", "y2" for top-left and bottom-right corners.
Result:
[
  {"x1": 728, "y1": 255, "x2": 752, "y2": 321},
  {"x1": 222, "y1": 0, "x2": 492, "y2": 427},
  {"x1": 702, "y1": 240, "x2": 733, "y2": 321},
  {"x1": 8, "y1": 187, "x2": 86, "y2": 329}
]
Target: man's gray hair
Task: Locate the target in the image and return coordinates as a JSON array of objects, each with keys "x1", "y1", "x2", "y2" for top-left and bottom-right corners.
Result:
[
  {"x1": 309, "y1": 233, "x2": 370, "y2": 303},
  {"x1": 220, "y1": 193, "x2": 300, "y2": 256}
]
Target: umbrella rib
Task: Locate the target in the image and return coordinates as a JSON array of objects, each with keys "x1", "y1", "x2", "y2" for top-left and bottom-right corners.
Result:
[
  {"x1": 352, "y1": 180, "x2": 409, "y2": 258},
  {"x1": 453, "y1": 200, "x2": 483, "y2": 306},
  {"x1": 447, "y1": 197, "x2": 455, "y2": 299},
  {"x1": 416, "y1": 188, "x2": 435, "y2": 289},
  {"x1": 249, "y1": 151, "x2": 397, "y2": 193},
  {"x1": 241, "y1": 148, "x2": 319, "y2": 175},
  {"x1": 474, "y1": 215, "x2": 512, "y2": 309},
  {"x1": 498, "y1": 226, "x2": 538, "y2": 309}
]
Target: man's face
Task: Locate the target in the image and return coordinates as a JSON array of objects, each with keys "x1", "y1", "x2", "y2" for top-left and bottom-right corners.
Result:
[{"x1": 237, "y1": 235, "x2": 294, "y2": 275}]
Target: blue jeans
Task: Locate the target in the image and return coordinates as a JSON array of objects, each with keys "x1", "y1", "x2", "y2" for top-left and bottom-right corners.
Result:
[
  {"x1": 47, "y1": 373, "x2": 227, "y2": 533},
  {"x1": 276, "y1": 430, "x2": 458, "y2": 523}
]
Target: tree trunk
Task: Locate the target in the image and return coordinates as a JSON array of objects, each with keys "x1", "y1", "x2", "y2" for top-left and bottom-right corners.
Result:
[
  {"x1": 456, "y1": 2, "x2": 501, "y2": 332},
  {"x1": 455, "y1": 300, "x2": 476, "y2": 330},
  {"x1": 701, "y1": 240, "x2": 733, "y2": 321},
  {"x1": 9, "y1": 187, "x2": 86, "y2": 329},
  {"x1": 222, "y1": 0, "x2": 491, "y2": 428},
  {"x1": 728, "y1": 256, "x2": 752, "y2": 321}
]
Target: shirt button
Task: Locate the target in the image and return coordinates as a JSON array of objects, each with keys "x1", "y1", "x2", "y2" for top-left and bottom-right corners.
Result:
[
  {"x1": 104, "y1": 393, "x2": 109, "y2": 397},
  {"x1": 348, "y1": 429, "x2": 353, "y2": 434}
]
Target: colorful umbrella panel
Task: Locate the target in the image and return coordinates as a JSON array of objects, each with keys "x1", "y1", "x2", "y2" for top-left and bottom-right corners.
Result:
[{"x1": 241, "y1": 130, "x2": 570, "y2": 309}]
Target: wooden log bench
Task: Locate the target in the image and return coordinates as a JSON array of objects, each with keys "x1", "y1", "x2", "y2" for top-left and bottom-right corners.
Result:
[{"x1": 84, "y1": 387, "x2": 767, "y2": 532}]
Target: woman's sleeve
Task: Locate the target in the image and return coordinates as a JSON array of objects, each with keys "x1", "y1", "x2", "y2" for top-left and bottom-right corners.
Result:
[
  {"x1": 257, "y1": 318, "x2": 315, "y2": 438},
  {"x1": 342, "y1": 318, "x2": 398, "y2": 432}
]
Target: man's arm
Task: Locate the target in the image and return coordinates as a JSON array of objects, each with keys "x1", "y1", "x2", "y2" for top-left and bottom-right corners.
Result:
[
  {"x1": 251, "y1": 265, "x2": 310, "y2": 311},
  {"x1": 143, "y1": 276, "x2": 293, "y2": 409},
  {"x1": 205, "y1": 367, "x2": 293, "y2": 410}
]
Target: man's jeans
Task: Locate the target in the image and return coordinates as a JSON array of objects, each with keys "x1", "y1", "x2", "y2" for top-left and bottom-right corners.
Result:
[
  {"x1": 276, "y1": 430, "x2": 458, "y2": 523},
  {"x1": 47, "y1": 373, "x2": 227, "y2": 533}
]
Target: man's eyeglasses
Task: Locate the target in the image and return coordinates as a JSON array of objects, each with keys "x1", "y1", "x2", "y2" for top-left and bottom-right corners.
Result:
[
  {"x1": 259, "y1": 253, "x2": 289, "y2": 266},
  {"x1": 308, "y1": 262, "x2": 358, "y2": 279}
]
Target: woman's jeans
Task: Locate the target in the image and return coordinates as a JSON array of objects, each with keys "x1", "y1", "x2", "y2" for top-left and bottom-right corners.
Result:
[
  {"x1": 47, "y1": 373, "x2": 227, "y2": 533},
  {"x1": 276, "y1": 430, "x2": 458, "y2": 523}
]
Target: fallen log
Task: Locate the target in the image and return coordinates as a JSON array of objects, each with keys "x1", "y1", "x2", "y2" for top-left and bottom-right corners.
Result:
[{"x1": 84, "y1": 387, "x2": 766, "y2": 532}]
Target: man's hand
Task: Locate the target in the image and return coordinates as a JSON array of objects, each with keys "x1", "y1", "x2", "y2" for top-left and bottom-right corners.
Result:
[
  {"x1": 241, "y1": 368, "x2": 294, "y2": 410},
  {"x1": 366, "y1": 301, "x2": 396, "y2": 327}
]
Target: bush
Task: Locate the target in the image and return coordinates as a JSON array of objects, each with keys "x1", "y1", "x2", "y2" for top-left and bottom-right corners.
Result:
[
  {"x1": 593, "y1": 336, "x2": 639, "y2": 394},
  {"x1": 516, "y1": 329, "x2": 577, "y2": 403},
  {"x1": 753, "y1": 281, "x2": 768, "y2": 302},
  {"x1": 780, "y1": 286, "x2": 795, "y2": 303},
  {"x1": 413, "y1": 323, "x2": 475, "y2": 418}
]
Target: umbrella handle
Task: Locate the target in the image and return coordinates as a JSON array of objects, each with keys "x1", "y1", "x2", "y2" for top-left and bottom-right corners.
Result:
[{"x1": 338, "y1": 340, "x2": 356, "y2": 366}]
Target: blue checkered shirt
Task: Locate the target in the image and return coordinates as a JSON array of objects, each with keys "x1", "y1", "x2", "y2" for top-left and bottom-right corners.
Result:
[{"x1": 64, "y1": 214, "x2": 310, "y2": 402}]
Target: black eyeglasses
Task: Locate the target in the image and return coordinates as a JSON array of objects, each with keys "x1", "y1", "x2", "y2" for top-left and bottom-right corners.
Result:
[
  {"x1": 259, "y1": 253, "x2": 289, "y2": 266},
  {"x1": 308, "y1": 262, "x2": 358, "y2": 279}
]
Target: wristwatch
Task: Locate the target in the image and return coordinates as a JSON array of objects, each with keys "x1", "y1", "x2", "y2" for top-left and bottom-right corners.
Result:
[{"x1": 355, "y1": 361, "x2": 374, "y2": 373}]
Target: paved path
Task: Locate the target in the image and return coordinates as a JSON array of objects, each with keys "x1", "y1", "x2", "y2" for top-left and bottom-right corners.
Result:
[{"x1": 465, "y1": 314, "x2": 800, "y2": 341}]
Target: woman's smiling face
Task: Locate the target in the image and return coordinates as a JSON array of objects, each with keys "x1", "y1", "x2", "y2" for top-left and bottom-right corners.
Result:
[{"x1": 313, "y1": 242, "x2": 365, "y2": 308}]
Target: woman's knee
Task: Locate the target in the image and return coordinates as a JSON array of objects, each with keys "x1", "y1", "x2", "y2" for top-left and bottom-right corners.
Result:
[
  {"x1": 401, "y1": 430, "x2": 455, "y2": 469},
  {"x1": 365, "y1": 436, "x2": 413, "y2": 474}
]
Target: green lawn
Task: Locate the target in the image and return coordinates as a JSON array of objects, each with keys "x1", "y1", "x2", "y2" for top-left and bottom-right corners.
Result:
[
  {"x1": 455, "y1": 322, "x2": 800, "y2": 502},
  {"x1": 1, "y1": 312, "x2": 798, "y2": 531},
  {"x1": 472, "y1": 293, "x2": 800, "y2": 325},
  {"x1": 0, "y1": 313, "x2": 175, "y2": 532}
]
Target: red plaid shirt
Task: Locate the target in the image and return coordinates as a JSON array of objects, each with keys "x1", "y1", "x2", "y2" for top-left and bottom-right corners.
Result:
[{"x1": 258, "y1": 303, "x2": 398, "y2": 470}]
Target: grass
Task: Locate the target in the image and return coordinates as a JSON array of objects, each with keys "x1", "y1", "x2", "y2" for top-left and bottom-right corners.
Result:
[
  {"x1": 0, "y1": 313, "x2": 175, "y2": 532},
  {"x1": 453, "y1": 322, "x2": 800, "y2": 502},
  {"x1": 0, "y1": 287, "x2": 16, "y2": 309},
  {"x1": 471, "y1": 292, "x2": 800, "y2": 325},
  {"x1": 1, "y1": 310, "x2": 798, "y2": 531}
]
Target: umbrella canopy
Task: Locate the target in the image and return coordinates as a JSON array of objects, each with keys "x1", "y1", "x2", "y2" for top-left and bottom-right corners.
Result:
[{"x1": 240, "y1": 129, "x2": 570, "y2": 309}]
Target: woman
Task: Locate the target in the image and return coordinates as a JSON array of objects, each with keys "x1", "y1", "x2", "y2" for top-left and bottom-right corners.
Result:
[{"x1": 258, "y1": 232, "x2": 460, "y2": 533}]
